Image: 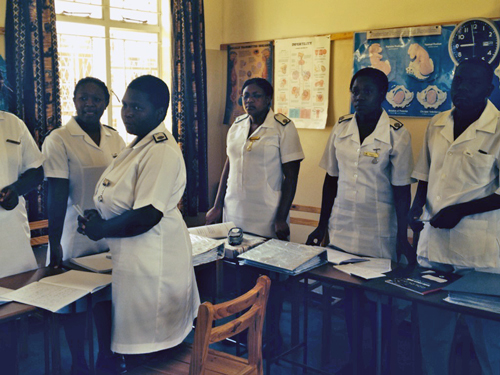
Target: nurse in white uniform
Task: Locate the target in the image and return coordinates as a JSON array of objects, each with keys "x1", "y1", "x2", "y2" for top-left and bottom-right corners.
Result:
[
  {"x1": 78, "y1": 75, "x2": 199, "y2": 364},
  {"x1": 206, "y1": 78, "x2": 304, "y2": 240},
  {"x1": 0, "y1": 111, "x2": 44, "y2": 278},
  {"x1": 307, "y1": 68, "x2": 414, "y2": 263},
  {"x1": 43, "y1": 77, "x2": 125, "y2": 267}
]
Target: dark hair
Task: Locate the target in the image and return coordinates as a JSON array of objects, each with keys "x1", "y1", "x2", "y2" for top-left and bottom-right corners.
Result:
[
  {"x1": 350, "y1": 68, "x2": 389, "y2": 94},
  {"x1": 241, "y1": 78, "x2": 273, "y2": 98},
  {"x1": 456, "y1": 58, "x2": 494, "y2": 83},
  {"x1": 127, "y1": 75, "x2": 170, "y2": 111},
  {"x1": 74, "y1": 77, "x2": 110, "y2": 106}
]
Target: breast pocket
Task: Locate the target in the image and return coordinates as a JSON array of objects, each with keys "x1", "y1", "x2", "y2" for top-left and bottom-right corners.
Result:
[{"x1": 461, "y1": 153, "x2": 495, "y2": 185}]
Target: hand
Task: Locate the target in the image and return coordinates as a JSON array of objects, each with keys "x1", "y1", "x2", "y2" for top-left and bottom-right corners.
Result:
[
  {"x1": 78, "y1": 210, "x2": 105, "y2": 241},
  {"x1": 430, "y1": 205, "x2": 464, "y2": 229},
  {"x1": 0, "y1": 185, "x2": 19, "y2": 211},
  {"x1": 408, "y1": 205, "x2": 424, "y2": 233},
  {"x1": 275, "y1": 220, "x2": 290, "y2": 241},
  {"x1": 49, "y1": 244, "x2": 63, "y2": 268},
  {"x1": 205, "y1": 206, "x2": 222, "y2": 225},
  {"x1": 396, "y1": 237, "x2": 416, "y2": 265},
  {"x1": 306, "y1": 226, "x2": 326, "y2": 246}
]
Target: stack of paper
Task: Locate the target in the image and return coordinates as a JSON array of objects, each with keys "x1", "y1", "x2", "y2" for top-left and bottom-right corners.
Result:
[
  {"x1": 190, "y1": 234, "x2": 225, "y2": 266},
  {"x1": 5, "y1": 270, "x2": 112, "y2": 312},
  {"x1": 224, "y1": 234, "x2": 267, "y2": 259},
  {"x1": 334, "y1": 258, "x2": 392, "y2": 279},
  {"x1": 237, "y1": 239, "x2": 327, "y2": 276},
  {"x1": 326, "y1": 247, "x2": 369, "y2": 265},
  {"x1": 443, "y1": 271, "x2": 500, "y2": 313},
  {"x1": 188, "y1": 222, "x2": 236, "y2": 239},
  {"x1": 70, "y1": 252, "x2": 113, "y2": 273}
]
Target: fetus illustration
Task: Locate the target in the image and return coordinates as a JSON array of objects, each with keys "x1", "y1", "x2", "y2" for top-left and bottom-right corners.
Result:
[
  {"x1": 315, "y1": 80, "x2": 324, "y2": 87},
  {"x1": 368, "y1": 43, "x2": 391, "y2": 76},
  {"x1": 302, "y1": 89, "x2": 311, "y2": 101},
  {"x1": 291, "y1": 87, "x2": 300, "y2": 98},
  {"x1": 280, "y1": 64, "x2": 287, "y2": 74},
  {"x1": 417, "y1": 85, "x2": 447, "y2": 109},
  {"x1": 386, "y1": 85, "x2": 414, "y2": 108},
  {"x1": 303, "y1": 71, "x2": 311, "y2": 81},
  {"x1": 406, "y1": 43, "x2": 434, "y2": 80},
  {"x1": 261, "y1": 48, "x2": 271, "y2": 79}
]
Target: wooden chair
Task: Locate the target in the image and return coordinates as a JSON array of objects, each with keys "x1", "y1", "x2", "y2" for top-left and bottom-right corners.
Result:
[
  {"x1": 29, "y1": 219, "x2": 49, "y2": 246},
  {"x1": 138, "y1": 275, "x2": 271, "y2": 375}
]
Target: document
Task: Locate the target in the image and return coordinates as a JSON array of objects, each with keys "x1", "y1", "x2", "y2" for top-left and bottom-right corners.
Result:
[
  {"x1": 326, "y1": 247, "x2": 369, "y2": 265},
  {"x1": 190, "y1": 234, "x2": 225, "y2": 266},
  {"x1": 334, "y1": 258, "x2": 392, "y2": 279},
  {"x1": 0, "y1": 286, "x2": 13, "y2": 305},
  {"x1": 5, "y1": 270, "x2": 112, "y2": 312},
  {"x1": 70, "y1": 252, "x2": 113, "y2": 273},
  {"x1": 188, "y1": 222, "x2": 236, "y2": 239}
]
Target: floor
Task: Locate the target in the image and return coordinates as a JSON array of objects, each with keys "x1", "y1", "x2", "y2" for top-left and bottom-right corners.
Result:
[{"x1": 6, "y1": 247, "x2": 484, "y2": 374}]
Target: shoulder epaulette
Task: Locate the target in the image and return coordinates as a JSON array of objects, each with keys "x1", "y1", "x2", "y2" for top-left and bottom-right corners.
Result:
[
  {"x1": 103, "y1": 125, "x2": 117, "y2": 131},
  {"x1": 389, "y1": 117, "x2": 404, "y2": 130},
  {"x1": 274, "y1": 113, "x2": 291, "y2": 126},
  {"x1": 153, "y1": 132, "x2": 168, "y2": 143},
  {"x1": 235, "y1": 114, "x2": 249, "y2": 124},
  {"x1": 338, "y1": 114, "x2": 354, "y2": 124}
]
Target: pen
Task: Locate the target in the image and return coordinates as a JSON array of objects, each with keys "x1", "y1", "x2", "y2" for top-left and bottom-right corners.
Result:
[{"x1": 73, "y1": 204, "x2": 85, "y2": 217}]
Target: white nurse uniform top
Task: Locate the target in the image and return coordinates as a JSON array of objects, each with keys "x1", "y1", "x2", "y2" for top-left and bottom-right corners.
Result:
[
  {"x1": 320, "y1": 111, "x2": 414, "y2": 260},
  {"x1": 224, "y1": 109, "x2": 304, "y2": 238},
  {"x1": 413, "y1": 101, "x2": 500, "y2": 271},
  {"x1": 0, "y1": 111, "x2": 43, "y2": 278},
  {"x1": 94, "y1": 123, "x2": 200, "y2": 354},
  {"x1": 42, "y1": 117, "x2": 125, "y2": 262}
]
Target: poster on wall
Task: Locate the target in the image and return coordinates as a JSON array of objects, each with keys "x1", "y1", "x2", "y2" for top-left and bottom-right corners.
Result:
[
  {"x1": 353, "y1": 21, "x2": 500, "y2": 117},
  {"x1": 223, "y1": 42, "x2": 273, "y2": 125},
  {"x1": 274, "y1": 35, "x2": 330, "y2": 129}
]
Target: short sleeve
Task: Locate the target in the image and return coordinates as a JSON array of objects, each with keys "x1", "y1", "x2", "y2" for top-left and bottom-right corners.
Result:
[
  {"x1": 42, "y1": 132, "x2": 70, "y2": 179},
  {"x1": 19, "y1": 120, "x2": 44, "y2": 173},
  {"x1": 133, "y1": 144, "x2": 184, "y2": 213},
  {"x1": 319, "y1": 125, "x2": 339, "y2": 177},
  {"x1": 280, "y1": 122, "x2": 305, "y2": 164},
  {"x1": 412, "y1": 122, "x2": 432, "y2": 182},
  {"x1": 390, "y1": 128, "x2": 415, "y2": 186}
]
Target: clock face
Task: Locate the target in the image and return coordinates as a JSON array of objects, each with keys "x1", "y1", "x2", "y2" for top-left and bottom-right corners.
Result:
[{"x1": 448, "y1": 18, "x2": 500, "y2": 65}]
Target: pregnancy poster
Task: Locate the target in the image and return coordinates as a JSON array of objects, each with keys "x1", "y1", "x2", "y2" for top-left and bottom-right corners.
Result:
[
  {"x1": 274, "y1": 35, "x2": 331, "y2": 129},
  {"x1": 223, "y1": 42, "x2": 273, "y2": 125}
]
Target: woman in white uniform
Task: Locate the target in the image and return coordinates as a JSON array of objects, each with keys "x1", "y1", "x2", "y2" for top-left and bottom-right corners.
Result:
[
  {"x1": 42, "y1": 77, "x2": 125, "y2": 374},
  {"x1": 0, "y1": 111, "x2": 44, "y2": 278},
  {"x1": 78, "y1": 75, "x2": 199, "y2": 367},
  {"x1": 206, "y1": 78, "x2": 304, "y2": 239}
]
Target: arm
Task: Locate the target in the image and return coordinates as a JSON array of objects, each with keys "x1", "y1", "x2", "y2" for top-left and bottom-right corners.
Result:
[
  {"x1": 78, "y1": 205, "x2": 163, "y2": 241},
  {"x1": 0, "y1": 166, "x2": 44, "y2": 210},
  {"x1": 431, "y1": 193, "x2": 500, "y2": 229},
  {"x1": 206, "y1": 157, "x2": 229, "y2": 224},
  {"x1": 47, "y1": 178, "x2": 69, "y2": 267},
  {"x1": 392, "y1": 184, "x2": 416, "y2": 264},
  {"x1": 274, "y1": 160, "x2": 301, "y2": 240},
  {"x1": 408, "y1": 181, "x2": 428, "y2": 232},
  {"x1": 306, "y1": 173, "x2": 338, "y2": 245}
]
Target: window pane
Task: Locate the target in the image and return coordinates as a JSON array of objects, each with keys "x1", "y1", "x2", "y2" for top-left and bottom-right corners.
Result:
[
  {"x1": 55, "y1": 0, "x2": 103, "y2": 19},
  {"x1": 110, "y1": 0, "x2": 158, "y2": 25},
  {"x1": 57, "y1": 22, "x2": 107, "y2": 125},
  {"x1": 110, "y1": 29, "x2": 159, "y2": 142}
]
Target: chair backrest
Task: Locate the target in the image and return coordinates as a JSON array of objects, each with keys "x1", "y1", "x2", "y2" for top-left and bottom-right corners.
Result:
[
  {"x1": 29, "y1": 220, "x2": 49, "y2": 247},
  {"x1": 289, "y1": 203, "x2": 320, "y2": 227},
  {"x1": 190, "y1": 275, "x2": 271, "y2": 375}
]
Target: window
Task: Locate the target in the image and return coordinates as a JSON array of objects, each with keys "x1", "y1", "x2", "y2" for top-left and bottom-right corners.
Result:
[{"x1": 55, "y1": 0, "x2": 170, "y2": 143}]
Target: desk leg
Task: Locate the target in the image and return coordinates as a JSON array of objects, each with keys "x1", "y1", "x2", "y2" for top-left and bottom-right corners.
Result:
[
  {"x1": 291, "y1": 278, "x2": 300, "y2": 348},
  {"x1": 87, "y1": 295, "x2": 95, "y2": 375},
  {"x1": 322, "y1": 283, "x2": 331, "y2": 367},
  {"x1": 12, "y1": 319, "x2": 20, "y2": 375},
  {"x1": 411, "y1": 303, "x2": 421, "y2": 375},
  {"x1": 51, "y1": 313, "x2": 61, "y2": 375},
  {"x1": 351, "y1": 289, "x2": 363, "y2": 375},
  {"x1": 302, "y1": 277, "x2": 308, "y2": 371},
  {"x1": 44, "y1": 311, "x2": 51, "y2": 375},
  {"x1": 375, "y1": 300, "x2": 382, "y2": 375}
]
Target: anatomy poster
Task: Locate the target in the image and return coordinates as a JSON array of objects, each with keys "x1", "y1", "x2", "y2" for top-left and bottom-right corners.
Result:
[
  {"x1": 223, "y1": 42, "x2": 273, "y2": 125},
  {"x1": 353, "y1": 26, "x2": 456, "y2": 117},
  {"x1": 274, "y1": 35, "x2": 330, "y2": 129}
]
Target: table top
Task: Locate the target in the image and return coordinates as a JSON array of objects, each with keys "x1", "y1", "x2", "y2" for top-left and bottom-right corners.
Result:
[
  {"x1": 307, "y1": 263, "x2": 500, "y2": 322},
  {"x1": 0, "y1": 267, "x2": 63, "y2": 323}
]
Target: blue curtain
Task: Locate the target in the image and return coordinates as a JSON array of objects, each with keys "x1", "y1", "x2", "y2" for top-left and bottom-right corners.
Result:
[
  {"x1": 5, "y1": 0, "x2": 61, "y2": 220},
  {"x1": 170, "y1": 0, "x2": 209, "y2": 216}
]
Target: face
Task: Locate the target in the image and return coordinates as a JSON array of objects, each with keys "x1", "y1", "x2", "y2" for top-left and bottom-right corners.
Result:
[
  {"x1": 121, "y1": 88, "x2": 164, "y2": 137},
  {"x1": 451, "y1": 63, "x2": 494, "y2": 111},
  {"x1": 73, "y1": 82, "x2": 108, "y2": 124},
  {"x1": 242, "y1": 84, "x2": 271, "y2": 119},
  {"x1": 350, "y1": 76, "x2": 385, "y2": 117}
]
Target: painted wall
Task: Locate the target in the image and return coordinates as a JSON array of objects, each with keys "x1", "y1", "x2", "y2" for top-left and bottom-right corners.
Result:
[
  {"x1": 0, "y1": 0, "x2": 5, "y2": 56},
  {"x1": 205, "y1": 0, "x2": 500, "y2": 242}
]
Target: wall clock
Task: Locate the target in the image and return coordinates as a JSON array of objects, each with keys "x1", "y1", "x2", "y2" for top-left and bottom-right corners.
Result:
[{"x1": 448, "y1": 18, "x2": 500, "y2": 65}]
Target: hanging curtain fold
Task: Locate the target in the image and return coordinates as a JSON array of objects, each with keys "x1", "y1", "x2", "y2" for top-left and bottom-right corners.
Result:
[
  {"x1": 170, "y1": 0, "x2": 209, "y2": 216},
  {"x1": 5, "y1": 0, "x2": 61, "y2": 220}
]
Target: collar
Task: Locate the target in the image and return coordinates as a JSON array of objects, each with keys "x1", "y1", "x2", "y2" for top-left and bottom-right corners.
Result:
[
  {"x1": 0, "y1": 111, "x2": 5, "y2": 121},
  {"x1": 130, "y1": 122, "x2": 167, "y2": 149},
  {"x1": 237, "y1": 109, "x2": 275, "y2": 130},
  {"x1": 338, "y1": 110, "x2": 391, "y2": 145},
  {"x1": 67, "y1": 117, "x2": 112, "y2": 149},
  {"x1": 434, "y1": 100, "x2": 499, "y2": 144}
]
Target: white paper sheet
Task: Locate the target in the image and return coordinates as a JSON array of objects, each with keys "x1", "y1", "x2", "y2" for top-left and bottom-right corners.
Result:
[{"x1": 188, "y1": 222, "x2": 236, "y2": 239}]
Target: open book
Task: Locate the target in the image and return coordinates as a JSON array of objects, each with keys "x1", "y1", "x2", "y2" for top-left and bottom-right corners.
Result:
[
  {"x1": 237, "y1": 239, "x2": 327, "y2": 276},
  {"x1": 188, "y1": 222, "x2": 236, "y2": 239},
  {"x1": 70, "y1": 252, "x2": 112, "y2": 273},
  {"x1": 334, "y1": 258, "x2": 392, "y2": 279},
  {"x1": 224, "y1": 234, "x2": 267, "y2": 260},
  {"x1": 5, "y1": 270, "x2": 112, "y2": 312},
  {"x1": 190, "y1": 234, "x2": 225, "y2": 266},
  {"x1": 326, "y1": 247, "x2": 369, "y2": 265}
]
